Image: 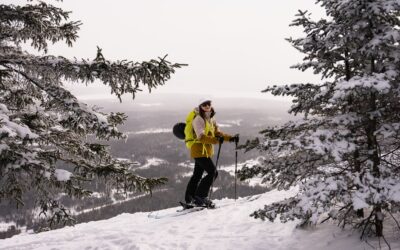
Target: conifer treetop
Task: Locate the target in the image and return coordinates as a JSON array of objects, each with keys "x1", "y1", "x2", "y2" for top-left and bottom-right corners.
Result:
[{"x1": 240, "y1": 0, "x2": 400, "y2": 239}]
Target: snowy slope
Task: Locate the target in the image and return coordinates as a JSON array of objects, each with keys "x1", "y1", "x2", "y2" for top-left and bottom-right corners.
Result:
[{"x1": 1, "y1": 190, "x2": 398, "y2": 250}]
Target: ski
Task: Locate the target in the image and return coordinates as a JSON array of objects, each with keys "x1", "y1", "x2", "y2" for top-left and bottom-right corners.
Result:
[
  {"x1": 148, "y1": 200, "x2": 222, "y2": 219},
  {"x1": 178, "y1": 201, "x2": 195, "y2": 210},
  {"x1": 148, "y1": 206, "x2": 205, "y2": 219},
  {"x1": 178, "y1": 201, "x2": 216, "y2": 211},
  {"x1": 177, "y1": 201, "x2": 207, "y2": 212}
]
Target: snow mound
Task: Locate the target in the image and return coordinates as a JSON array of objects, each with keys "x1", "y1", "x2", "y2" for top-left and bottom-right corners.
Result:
[{"x1": 1, "y1": 190, "x2": 398, "y2": 250}]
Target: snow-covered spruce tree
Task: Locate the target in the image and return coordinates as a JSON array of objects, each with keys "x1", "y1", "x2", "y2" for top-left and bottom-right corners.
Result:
[
  {"x1": 239, "y1": 0, "x2": 400, "y2": 238},
  {"x1": 0, "y1": 1, "x2": 184, "y2": 227}
]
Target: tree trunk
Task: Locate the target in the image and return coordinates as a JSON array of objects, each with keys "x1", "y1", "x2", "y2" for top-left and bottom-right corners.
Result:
[
  {"x1": 375, "y1": 206, "x2": 383, "y2": 237},
  {"x1": 354, "y1": 160, "x2": 364, "y2": 217},
  {"x1": 366, "y1": 88, "x2": 382, "y2": 237},
  {"x1": 354, "y1": 149, "x2": 364, "y2": 218},
  {"x1": 345, "y1": 50, "x2": 364, "y2": 218}
]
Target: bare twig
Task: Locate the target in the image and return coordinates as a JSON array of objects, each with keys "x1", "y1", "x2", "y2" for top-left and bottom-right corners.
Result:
[
  {"x1": 338, "y1": 206, "x2": 353, "y2": 229},
  {"x1": 365, "y1": 239, "x2": 376, "y2": 249},
  {"x1": 381, "y1": 235, "x2": 391, "y2": 250},
  {"x1": 321, "y1": 215, "x2": 332, "y2": 224},
  {"x1": 360, "y1": 210, "x2": 375, "y2": 239},
  {"x1": 381, "y1": 145, "x2": 400, "y2": 158},
  {"x1": 380, "y1": 159, "x2": 398, "y2": 169},
  {"x1": 387, "y1": 211, "x2": 400, "y2": 233}
]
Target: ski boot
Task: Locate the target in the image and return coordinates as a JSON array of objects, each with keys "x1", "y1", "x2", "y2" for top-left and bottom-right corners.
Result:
[{"x1": 194, "y1": 196, "x2": 215, "y2": 209}]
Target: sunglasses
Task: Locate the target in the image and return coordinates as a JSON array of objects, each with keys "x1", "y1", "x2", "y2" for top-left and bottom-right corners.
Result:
[{"x1": 201, "y1": 101, "x2": 212, "y2": 107}]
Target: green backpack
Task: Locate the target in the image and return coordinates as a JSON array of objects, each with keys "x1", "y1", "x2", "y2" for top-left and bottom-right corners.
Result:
[
  {"x1": 185, "y1": 109, "x2": 215, "y2": 149},
  {"x1": 184, "y1": 109, "x2": 198, "y2": 149}
]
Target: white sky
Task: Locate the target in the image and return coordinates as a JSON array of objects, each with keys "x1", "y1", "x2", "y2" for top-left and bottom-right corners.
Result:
[{"x1": 13, "y1": 0, "x2": 326, "y2": 100}]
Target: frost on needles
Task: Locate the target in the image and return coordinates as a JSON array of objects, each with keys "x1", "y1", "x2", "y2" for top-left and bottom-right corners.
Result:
[
  {"x1": 239, "y1": 0, "x2": 400, "y2": 238},
  {"x1": 0, "y1": 1, "x2": 184, "y2": 228}
]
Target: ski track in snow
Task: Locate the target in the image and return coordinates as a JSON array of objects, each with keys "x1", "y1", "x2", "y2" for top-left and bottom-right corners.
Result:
[{"x1": 1, "y1": 189, "x2": 399, "y2": 250}]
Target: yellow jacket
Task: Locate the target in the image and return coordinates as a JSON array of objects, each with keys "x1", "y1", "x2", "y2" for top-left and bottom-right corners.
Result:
[{"x1": 190, "y1": 115, "x2": 231, "y2": 158}]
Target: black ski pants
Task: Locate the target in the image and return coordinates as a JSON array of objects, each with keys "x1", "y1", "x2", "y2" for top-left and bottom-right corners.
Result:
[{"x1": 185, "y1": 157, "x2": 218, "y2": 203}]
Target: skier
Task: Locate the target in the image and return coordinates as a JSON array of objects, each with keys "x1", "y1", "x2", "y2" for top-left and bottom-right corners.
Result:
[{"x1": 184, "y1": 98, "x2": 239, "y2": 208}]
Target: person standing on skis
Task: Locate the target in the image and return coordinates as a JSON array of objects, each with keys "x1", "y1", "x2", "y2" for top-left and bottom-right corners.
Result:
[{"x1": 184, "y1": 98, "x2": 239, "y2": 207}]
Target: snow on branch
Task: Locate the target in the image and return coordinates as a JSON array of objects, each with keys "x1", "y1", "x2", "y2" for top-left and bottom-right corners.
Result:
[
  {"x1": 0, "y1": 0, "x2": 182, "y2": 228},
  {"x1": 243, "y1": 0, "x2": 400, "y2": 237},
  {"x1": 0, "y1": 2, "x2": 81, "y2": 51}
]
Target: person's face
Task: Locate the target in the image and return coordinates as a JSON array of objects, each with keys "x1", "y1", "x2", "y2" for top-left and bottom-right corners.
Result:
[{"x1": 200, "y1": 101, "x2": 212, "y2": 112}]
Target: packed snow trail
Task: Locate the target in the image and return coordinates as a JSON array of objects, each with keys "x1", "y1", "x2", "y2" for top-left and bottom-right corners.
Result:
[{"x1": 1, "y1": 189, "x2": 398, "y2": 250}]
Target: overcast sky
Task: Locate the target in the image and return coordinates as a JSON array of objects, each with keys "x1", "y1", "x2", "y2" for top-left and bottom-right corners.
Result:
[{"x1": 13, "y1": 0, "x2": 326, "y2": 101}]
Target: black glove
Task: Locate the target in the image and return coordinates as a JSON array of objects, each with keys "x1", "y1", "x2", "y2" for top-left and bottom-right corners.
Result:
[
  {"x1": 216, "y1": 136, "x2": 224, "y2": 144},
  {"x1": 229, "y1": 134, "x2": 239, "y2": 144}
]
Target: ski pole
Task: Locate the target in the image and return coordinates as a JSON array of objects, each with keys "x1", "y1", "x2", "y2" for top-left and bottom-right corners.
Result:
[
  {"x1": 234, "y1": 139, "x2": 238, "y2": 201},
  {"x1": 209, "y1": 140, "x2": 222, "y2": 199}
]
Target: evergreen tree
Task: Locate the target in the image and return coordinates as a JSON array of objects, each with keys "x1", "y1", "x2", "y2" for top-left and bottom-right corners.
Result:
[
  {"x1": 0, "y1": 1, "x2": 184, "y2": 227},
  {"x1": 239, "y1": 0, "x2": 400, "y2": 238}
]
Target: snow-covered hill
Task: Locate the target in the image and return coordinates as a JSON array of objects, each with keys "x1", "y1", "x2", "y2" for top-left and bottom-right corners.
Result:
[{"x1": 1, "y1": 190, "x2": 398, "y2": 250}]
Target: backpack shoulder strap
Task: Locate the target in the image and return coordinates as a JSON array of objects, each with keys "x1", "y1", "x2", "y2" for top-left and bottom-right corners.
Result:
[{"x1": 185, "y1": 109, "x2": 197, "y2": 123}]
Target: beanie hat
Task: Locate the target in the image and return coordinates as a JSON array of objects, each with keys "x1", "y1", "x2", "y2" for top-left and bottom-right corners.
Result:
[{"x1": 198, "y1": 97, "x2": 212, "y2": 106}]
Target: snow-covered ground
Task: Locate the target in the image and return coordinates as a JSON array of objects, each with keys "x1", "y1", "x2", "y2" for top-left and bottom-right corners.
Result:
[
  {"x1": 220, "y1": 157, "x2": 267, "y2": 187},
  {"x1": 71, "y1": 189, "x2": 168, "y2": 216},
  {"x1": 215, "y1": 119, "x2": 243, "y2": 128},
  {"x1": 135, "y1": 157, "x2": 167, "y2": 170},
  {"x1": 0, "y1": 221, "x2": 16, "y2": 232},
  {"x1": 125, "y1": 128, "x2": 171, "y2": 135},
  {"x1": 1, "y1": 189, "x2": 399, "y2": 250}
]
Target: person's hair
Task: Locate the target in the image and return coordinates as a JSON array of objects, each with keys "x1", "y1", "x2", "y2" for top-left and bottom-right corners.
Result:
[{"x1": 198, "y1": 105, "x2": 215, "y2": 120}]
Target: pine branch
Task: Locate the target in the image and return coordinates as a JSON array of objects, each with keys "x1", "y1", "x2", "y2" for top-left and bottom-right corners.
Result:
[
  {"x1": 0, "y1": 1, "x2": 185, "y2": 230},
  {"x1": 0, "y1": 2, "x2": 81, "y2": 52}
]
